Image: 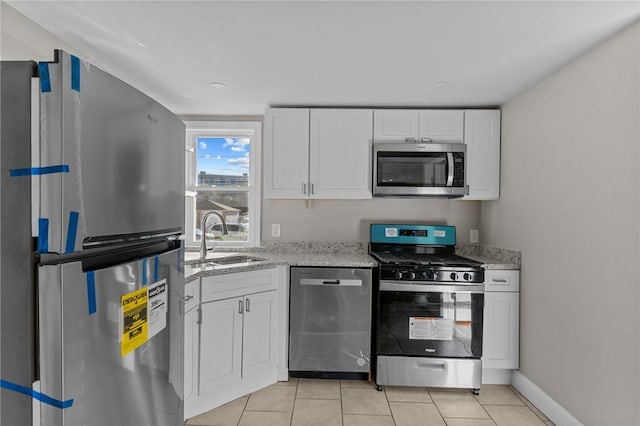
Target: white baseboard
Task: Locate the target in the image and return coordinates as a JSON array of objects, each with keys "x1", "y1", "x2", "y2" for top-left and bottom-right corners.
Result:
[
  {"x1": 512, "y1": 371, "x2": 583, "y2": 426},
  {"x1": 482, "y1": 368, "x2": 513, "y2": 384}
]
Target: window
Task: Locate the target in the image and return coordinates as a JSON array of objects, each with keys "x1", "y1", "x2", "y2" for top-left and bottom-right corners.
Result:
[{"x1": 185, "y1": 121, "x2": 261, "y2": 247}]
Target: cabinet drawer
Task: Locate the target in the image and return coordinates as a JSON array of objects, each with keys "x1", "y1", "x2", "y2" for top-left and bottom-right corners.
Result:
[
  {"x1": 201, "y1": 268, "x2": 278, "y2": 303},
  {"x1": 484, "y1": 270, "x2": 519, "y2": 292},
  {"x1": 184, "y1": 278, "x2": 200, "y2": 312}
]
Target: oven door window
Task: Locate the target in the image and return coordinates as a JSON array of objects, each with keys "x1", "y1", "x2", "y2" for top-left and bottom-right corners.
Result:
[
  {"x1": 377, "y1": 152, "x2": 449, "y2": 187},
  {"x1": 377, "y1": 290, "x2": 483, "y2": 358}
]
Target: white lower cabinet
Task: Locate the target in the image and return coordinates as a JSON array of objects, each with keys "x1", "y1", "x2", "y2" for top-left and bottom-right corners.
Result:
[
  {"x1": 184, "y1": 278, "x2": 200, "y2": 405},
  {"x1": 185, "y1": 268, "x2": 281, "y2": 420},
  {"x1": 199, "y1": 290, "x2": 278, "y2": 395},
  {"x1": 482, "y1": 269, "x2": 520, "y2": 384}
]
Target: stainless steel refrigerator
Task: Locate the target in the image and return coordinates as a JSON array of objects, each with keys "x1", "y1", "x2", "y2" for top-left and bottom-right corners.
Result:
[{"x1": 1, "y1": 51, "x2": 185, "y2": 425}]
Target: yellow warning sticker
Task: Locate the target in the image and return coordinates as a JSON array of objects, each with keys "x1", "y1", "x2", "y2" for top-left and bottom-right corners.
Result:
[{"x1": 121, "y1": 287, "x2": 148, "y2": 357}]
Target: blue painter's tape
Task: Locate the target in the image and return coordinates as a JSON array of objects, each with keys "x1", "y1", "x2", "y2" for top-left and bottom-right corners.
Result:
[
  {"x1": 10, "y1": 165, "x2": 70, "y2": 177},
  {"x1": 39, "y1": 63, "x2": 51, "y2": 93},
  {"x1": 0, "y1": 379, "x2": 73, "y2": 409},
  {"x1": 38, "y1": 218, "x2": 49, "y2": 253},
  {"x1": 70, "y1": 55, "x2": 80, "y2": 91},
  {"x1": 65, "y1": 211, "x2": 79, "y2": 253},
  {"x1": 86, "y1": 272, "x2": 96, "y2": 315},
  {"x1": 153, "y1": 256, "x2": 159, "y2": 282},
  {"x1": 142, "y1": 259, "x2": 148, "y2": 286}
]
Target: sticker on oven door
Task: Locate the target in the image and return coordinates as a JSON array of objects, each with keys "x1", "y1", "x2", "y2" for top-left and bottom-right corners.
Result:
[
  {"x1": 433, "y1": 230, "x2": 446, "y2": 238},
  {"x1": 409, "y1": 317, "x2": 453, "y2": 340},
  {"x1": 385, "y1": 228, "x2": 398, "y2": 237}
]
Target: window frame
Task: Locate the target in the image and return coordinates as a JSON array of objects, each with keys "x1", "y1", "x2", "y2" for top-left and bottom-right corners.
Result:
[{"x1": 184, "y1": 121, "x2": 261, "y2": 248}]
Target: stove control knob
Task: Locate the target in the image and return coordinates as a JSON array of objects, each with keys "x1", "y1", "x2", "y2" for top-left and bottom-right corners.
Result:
[
  {"x1": 431, "y1": 271, "x2": 438, "y2": 281},
  {"x1": 449, "y1": 272, "x2": 458, "y2": 281},
  {"x1": 463, "y1": 273, "x2": 472, "y2": 281},
  {"x1": 408, "y1": 271, "x2": 416, "y2": 280},
  {"x1": 395, "y1": 270, "x2": 404, "y2": 280}
]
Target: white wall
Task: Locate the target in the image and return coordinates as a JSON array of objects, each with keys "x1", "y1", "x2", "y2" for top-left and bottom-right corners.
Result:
[
  {"x1": 262, "y1": 198, "x2": 480, "y2": 242},
  {"x1": 481, "y1": 21, "x2": 639, "y2": 425},
  {"x1": 0, "y1": 3, "x2": 78, "y2": 61}
]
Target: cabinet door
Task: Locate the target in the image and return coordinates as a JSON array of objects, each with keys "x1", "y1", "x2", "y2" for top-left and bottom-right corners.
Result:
[
  {"x1": 264, "y1": 108, "x2": 310, "y2": 199},
  {"x1": 418, "y1": 110, "x2": 464, "y2": 143},
  {"x1": 373, "y1": 110, "x2": 420, "y2": 143},
  {"x1": 309, "y1": 109, "x2": 373, "y2": 199},
  {"x1": 242, "y1": 290, "x2": 279, "y2": 381},
  {"x1": 463, "y1": 110, "x2": 501, "y2": 200},
  {"x1": 483, "y1": 292, "x2": 519, "y2": 369},
  {"x1": 199, "y1": 298, "x2": 243, "y2": 396},
  {"x1": 183, "y1": 306, "x2": 199, "y2": 404}
]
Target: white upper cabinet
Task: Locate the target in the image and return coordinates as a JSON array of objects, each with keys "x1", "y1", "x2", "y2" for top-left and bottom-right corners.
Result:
[
  {"x1": 309, "y1": 109, "x2": 373, "y2": 199},
  {"x1": 264, "y1": 108, "x2": 373, "y2": 199},
  {"x1": 374, "y1": 109, "x2": 464, "y2": 143},
  {"x1": 264, "y1": 108, "x2": 310, "y2": 199},
  {"x1": 373, "y1": 110, "x2": 420, "y2": 142},
  {"x1": 418, "y1": 110, "x2": 464, "y2": 143},
  {"x1": 462, "y1": 110, "x2": 501, "y2": 200}
]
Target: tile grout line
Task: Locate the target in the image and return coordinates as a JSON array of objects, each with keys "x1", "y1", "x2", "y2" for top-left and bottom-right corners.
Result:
[
  {"x1": 382, "y1": 386, "x2": 398, "y2": 425},
  {"x1": 427, "y1": 388, "x2": 449, "y2": 424},
  {"x1": 339, "y1": 381, "x2": 344, "y2": 426},
  {"x1": 289, "y1": 379, "x2": 299, "y2": 426}
]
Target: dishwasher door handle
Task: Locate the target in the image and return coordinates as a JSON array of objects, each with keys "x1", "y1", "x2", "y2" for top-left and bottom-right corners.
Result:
[{"x1": 299, "y1": 278, "x2": 363, "y2": 287}]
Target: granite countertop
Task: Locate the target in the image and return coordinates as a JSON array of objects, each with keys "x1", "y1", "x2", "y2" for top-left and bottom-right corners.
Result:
[
  {"x1": 184, "y1": 242, "x2": 519, "y2": 280},
  {"x1": 459, "y1": 254, "x2": 520, "y2": 270}
]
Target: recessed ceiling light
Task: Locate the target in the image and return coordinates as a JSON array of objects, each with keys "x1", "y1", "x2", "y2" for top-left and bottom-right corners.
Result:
[
  {"x1": 429, "y1": 81, "x2": 451, "y2": 89},
  {"x1": 208, "y1": 82, "x2": 227, "y2": 89}
]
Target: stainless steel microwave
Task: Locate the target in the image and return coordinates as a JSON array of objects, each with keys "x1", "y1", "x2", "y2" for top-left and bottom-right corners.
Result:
[{"x1": 373, "y1": 142, "x2": 467, "y2": 197}]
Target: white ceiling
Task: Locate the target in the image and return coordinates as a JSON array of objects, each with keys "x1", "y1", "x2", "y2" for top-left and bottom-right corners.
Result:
[{"x1": 8, "y1": 1, "x2": 640, "y2": 116}]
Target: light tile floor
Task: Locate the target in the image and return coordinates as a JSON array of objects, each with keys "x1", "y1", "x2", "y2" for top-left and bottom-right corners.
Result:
[{"x1": 186, "y1": 380, "x2": 555, "y2": 426}]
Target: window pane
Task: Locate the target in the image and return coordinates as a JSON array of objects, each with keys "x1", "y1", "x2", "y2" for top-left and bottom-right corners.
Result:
[
  {"x1": 196, "y1": 137, "x2": 250, "y2": 243},
  {"x1": 195, "y1": 191, "x2": 248, "y2": 242}
]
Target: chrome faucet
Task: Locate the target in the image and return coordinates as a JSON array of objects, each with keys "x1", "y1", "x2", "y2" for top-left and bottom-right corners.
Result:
[{"x1": 200, "y1": 211, "x2": 228, "y2": 261}]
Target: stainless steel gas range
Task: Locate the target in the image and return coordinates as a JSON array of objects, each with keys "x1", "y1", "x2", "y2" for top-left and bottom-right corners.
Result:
[{"x1": 369, "y1": 224, "x2": 485, "y2": 394}]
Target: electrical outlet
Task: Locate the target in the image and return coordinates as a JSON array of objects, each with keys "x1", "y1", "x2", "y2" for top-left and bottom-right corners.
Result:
[
  {"x1": 470, "y1": 229, "x2": 479, "y2": 243},
  {"x1": 271, "y1": 224, "x2": 281, "y2": 238}
]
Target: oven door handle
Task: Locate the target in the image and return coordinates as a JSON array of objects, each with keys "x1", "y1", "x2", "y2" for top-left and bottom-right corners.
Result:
[{"x1": 379, "y1": 281, "x2": 484, "y2": 294}]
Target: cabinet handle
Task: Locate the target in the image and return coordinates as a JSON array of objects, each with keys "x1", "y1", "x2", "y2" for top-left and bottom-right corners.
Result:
[
  {"x1": 310, "y1": 183, "x2": 315, "y2": 195},
  {"x1": 492, "y1": 278, "x2": 508, "y2": 283},
  {"x1": 302, "y1": 183, "x2": 307, "y2": 194},
  {"x1": 245, "y1": 298, "x2": 250, "y2": 312},
  {"x1": 404, "y1": 137, "x2": 417, "y2": 143},
  {"x1": 239, "y1": 299, "x2": 243, "y2": 314},
  {"x1": 420, "y1": 137, "x2": 433, "y2": 143},
  {"x1": 197, "y1": 308, "x2": 202, "y2": 325},
  {"x1": 184, "y1": 294, "x2": 194, "y2": 302}
]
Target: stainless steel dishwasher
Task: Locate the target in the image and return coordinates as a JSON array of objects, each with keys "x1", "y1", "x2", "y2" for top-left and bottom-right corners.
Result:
[{"x1": 289, "y1": 267, "x2": 372, "y2": 379}]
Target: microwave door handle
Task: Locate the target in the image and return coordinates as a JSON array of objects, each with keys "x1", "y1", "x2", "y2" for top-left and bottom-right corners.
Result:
[{"x1": 446, "y1": 152, "x2": 454, "y2": 186}]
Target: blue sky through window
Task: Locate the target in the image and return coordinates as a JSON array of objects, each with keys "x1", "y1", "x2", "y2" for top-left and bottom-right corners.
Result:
[{"x1": 197, "y1": 137, "x2": 250, "y2": 175}]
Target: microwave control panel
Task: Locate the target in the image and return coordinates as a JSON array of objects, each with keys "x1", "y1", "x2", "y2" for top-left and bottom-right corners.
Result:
[{"x1": 453, "y1": 154, "x2": 465, "y2": 187}]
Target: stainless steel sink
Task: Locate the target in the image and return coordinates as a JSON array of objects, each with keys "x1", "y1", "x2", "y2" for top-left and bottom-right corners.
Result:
[
  {"x1": 206, "y1": 255, "x2": 266, "y2": 265},
  {"x1": 193, "y1": 254, "x2": 267, "y2": 268}
]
